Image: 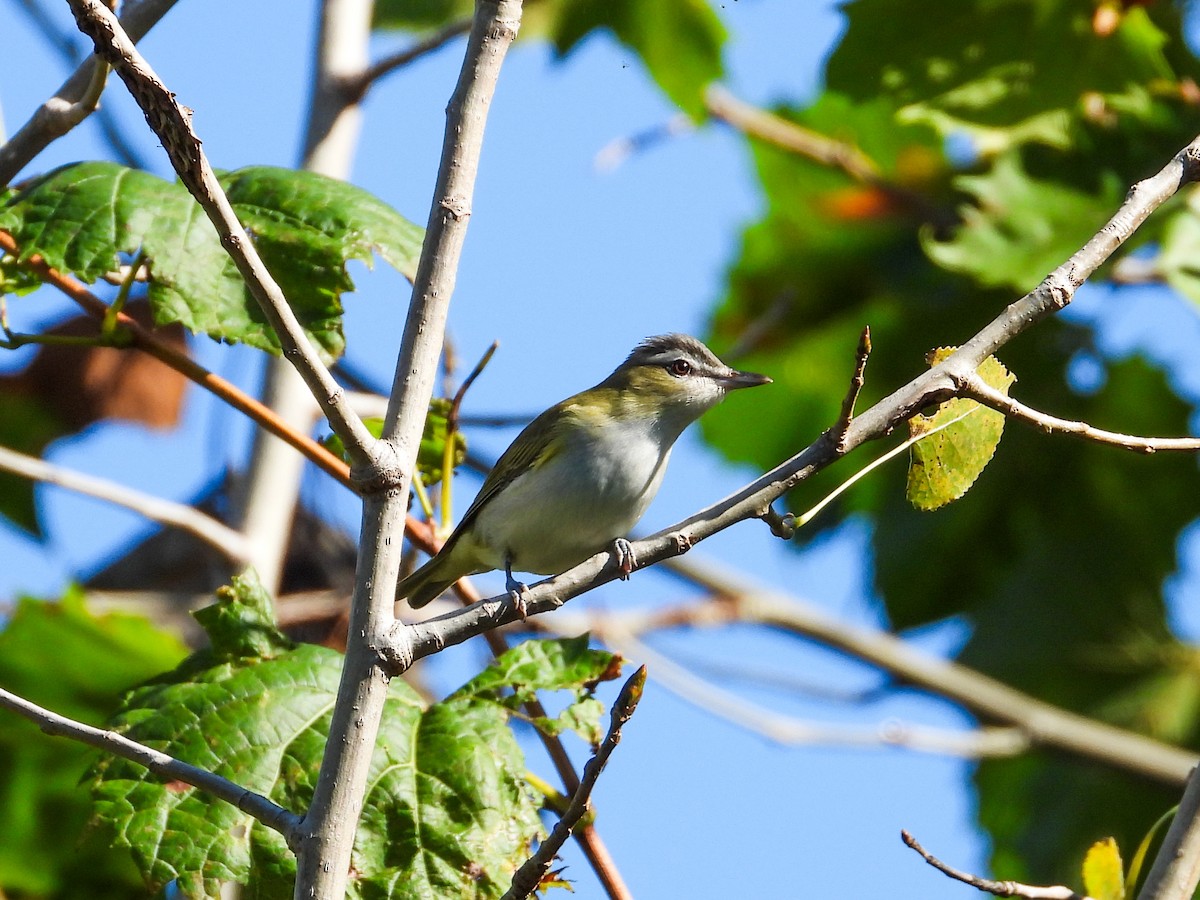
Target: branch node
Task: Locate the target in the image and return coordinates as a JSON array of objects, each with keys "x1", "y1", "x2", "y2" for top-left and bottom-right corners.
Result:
[
  {"x1": 833, "y1": 325, "x2": 872, "y2": 450},
  {"x1": 759, "y1": 507, "x2": 796, "y2": 540}
]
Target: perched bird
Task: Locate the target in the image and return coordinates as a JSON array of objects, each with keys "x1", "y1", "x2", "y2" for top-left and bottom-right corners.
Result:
[{"x1": 397, "y1": 333, "x2": 771, "y2": 611}]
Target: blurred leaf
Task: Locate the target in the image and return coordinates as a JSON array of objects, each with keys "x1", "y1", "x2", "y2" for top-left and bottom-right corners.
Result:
[
  {"x1": 91, "y1": 577, "x2": 614, "y2": 897},
  {"x1": 1157, "y1": 200, "x2": 1200, "y2": 308},
  {"x1": 827, "y1": 0, "x2": 1186, "y2": 153},
  {"x1": 906, "y1": 351, "x2": 1015, "y2": 510},
  {"x1": 552, "y1": 0, "x2": 725, "y2": 118},
  {"x1": 923, "y1": 151, "x2": 1125, "y2": 291},
  {"x1": 373, "y1": 0, "x2": 471, "y2": 31},
  {"x1": 0, "y1": 588, "x2": 187, "y2": 898},
  {"x1": 0, "y1": 162, "x2": 423, "y2": 358},
  {"x1": 1082, "y1": 837, "x2": 1125, "y2": 900},
  {"x1": 0, "y1": 301, "x2": 188, "y2": 537},
  {"x1": 324, "y1": 398, "x2": 467, "y2": 485}
]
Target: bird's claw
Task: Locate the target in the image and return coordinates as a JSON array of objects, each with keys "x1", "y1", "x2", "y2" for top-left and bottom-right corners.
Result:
[
  {"x1": 505, "y1": 565, "x2": 530, "y2": 620},
  {"x1": 613, "y1": 538, "x2": 636, "y2": 580}
]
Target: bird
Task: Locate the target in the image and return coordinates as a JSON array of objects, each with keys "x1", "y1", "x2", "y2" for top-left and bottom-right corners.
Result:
[{"x1": 396, "y1": 333, "x2": 771, "y2": 612}]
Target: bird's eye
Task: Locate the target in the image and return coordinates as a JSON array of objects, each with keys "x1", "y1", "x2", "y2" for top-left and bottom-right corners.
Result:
[{"x1": 668, "y1": 359, "x2": 692, "y2": 377}]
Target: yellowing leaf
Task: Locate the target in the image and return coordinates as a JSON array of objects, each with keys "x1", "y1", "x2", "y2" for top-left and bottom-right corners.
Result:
[
  {"x1": 1082, "y1": 837, "x2": 1125, "y2": 900},
  {"x1": 906, "y1": 350, "x2": 1016, "y2": 511}
]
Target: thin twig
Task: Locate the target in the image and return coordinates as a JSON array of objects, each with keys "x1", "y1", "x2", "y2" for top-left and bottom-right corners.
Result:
[
  {"x1": 349, "y1": 19, "x2": 473, "y2": 101},
  {"x1": 833, "y1": 325, "x2": 872, "y2": 450},
  {"x1": 66, "y1": 0, "x2": 377, "y2": 466},
  {"x1": 0, "y1": 444, "x2": 250, "y2": 563},
  {"x1": 0, "y1": 0, "x2": 175, "y2": 185},
  {"x1": 902, "y1": 830, "x2": 1091, "y2": 899},
  {"x1": 959, "y1": 375, "x2": 1200, "y2": 454},
  {"x1": 502, "y1": 666, "x2": 646, "y2": 900},
  {"x1": 0, "y1": 686, "x2": 300, "y2": 844},
  {"x1": 0, "y1": 230, "x2": 355, "y2": 490}
]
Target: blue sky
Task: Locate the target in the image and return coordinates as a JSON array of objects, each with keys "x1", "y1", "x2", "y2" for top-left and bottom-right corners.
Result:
[{"x1": 4, "y1": 1, "x2": 1199, "y2": 897}]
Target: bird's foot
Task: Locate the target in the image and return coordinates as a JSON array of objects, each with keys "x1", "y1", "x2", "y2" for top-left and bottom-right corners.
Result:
[
  {"x1": 505, "y1": 563, "x2": 530, "y2": 620},
  {"x1": 612, "y1": 538, "x2": 637, "y2": 580}
]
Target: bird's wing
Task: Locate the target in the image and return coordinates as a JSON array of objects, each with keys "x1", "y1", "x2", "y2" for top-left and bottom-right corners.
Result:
[{"x1": 444, "y1": 400, "x2": 572, "y2": 545}]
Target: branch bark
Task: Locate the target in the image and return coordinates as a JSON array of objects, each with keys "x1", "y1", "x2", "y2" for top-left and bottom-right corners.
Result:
[
  {"x1": 1136, "y1": 766, "x2": 1200, "y2": 900},
  {"x1": 65, "y1": 0, "x2": 377, "y2": 466},
  {"x1": 0, "y1": 686, "x2": 300, "y2": 844},
  {"x1": 291, "y1": 2, "x2": 524, "y2": 897}
]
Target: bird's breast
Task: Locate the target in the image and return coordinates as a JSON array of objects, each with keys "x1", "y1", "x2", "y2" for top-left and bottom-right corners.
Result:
[{"x1": 471, "y1": 417, "x2": 672, "y2": 575}]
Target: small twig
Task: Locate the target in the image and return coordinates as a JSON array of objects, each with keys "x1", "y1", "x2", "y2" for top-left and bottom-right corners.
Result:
[
  {"x1": 759, "y1": 506, "x2": 796, "y2": 539},
  {"x1": 0, "y1": 686, "x2": 300, "y2": 844},
  {"x1": 959, "y1": 375, "x2": 1200, "y2": 454},
  {"x1": 442, "y1": 340, "x2": 499, "y2": 534},
  {"x1": 66, "y1": 0, "x2": 377, "y2": 467},
  {"x1": 502, "y1": 666, "x2": 646, "y2": 900},
  {"x1": 833, "y1": 326, "x2": 872, "y2": 450},
  {"x1": 0, "y1": 444, "x2": 251, "y2": 563},
  {"x1": 348, "y1": 19, "x2": 472, "y2": 101},
  {"x1": 902, "y1": 830, "x2": 1091, "y2": 899},
  {"x1": 0, "y1": 230, "x2": 355, "y2": 490}
]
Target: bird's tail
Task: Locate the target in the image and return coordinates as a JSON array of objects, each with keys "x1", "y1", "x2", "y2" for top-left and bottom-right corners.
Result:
[{"x1": 395, "y1": 556, "x2": 460, "y2": 609}]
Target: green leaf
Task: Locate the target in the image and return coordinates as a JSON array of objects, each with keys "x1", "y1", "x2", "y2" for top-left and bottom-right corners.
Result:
[
  {"x1": 0, "y1": 391, "x2": 66, "y2": 536},
  {"x1": 1157, "y1": 201, "x2": 1200, "y2": 308},
  {"x1": 454, "y1": 635, "x2": 621, "y2": 744},
  {"x1": 906, "y1": 351, "x2": 1015, "y2": 511},
  {"x1": 324, "y1": 398, "x2": 467, "y2": 485},
  {"x1": 0, "y1": 162, "x2": 422, "y2": 358},
  {"x1": 0, "y1": 589, "x2": 187, "y2": 897},
  {"x1": 827, "y1": 0, "x2": 1184, "y2": 153},
  {"x1": 90, "y1": 588, "x2": 617, "y2": 896},
  {"x1": 1082, "y1": 837, "x2": 1125, "y2": 900},
  {"x1": 552, "y1": 0, "x2": 725, "y2": 118},
  {"x1": 372, "y1": 0, "x2": 472, "y2": 31},
  {"x1": 923, "y1": 152, "x2": 1124, "y2": 291}
]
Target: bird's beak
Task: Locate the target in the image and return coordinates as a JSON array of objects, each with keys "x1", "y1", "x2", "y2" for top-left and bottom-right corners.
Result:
[{"x1": 721, "y1": 368, "x2": 772, "y2": 390}]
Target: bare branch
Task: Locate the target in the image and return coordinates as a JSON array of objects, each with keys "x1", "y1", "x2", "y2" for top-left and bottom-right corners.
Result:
[
  {"x1": 393, "y1": 133, "x2": 1200, "y2": 672},
  {"x1": 1136, "y1": 766, "x2": 1200, "y2": 900},
  {"x1": 0, "y1": 686, "x2": 300, "y2": 844},
  {"x1": 0, "y1": 0, "x2": 176, "y2": 185},
  {"x1": 902, "y1": 830, "x2": 1090, "y2": 899},
  {"x1": 350, "y1": 20, "x2": 473, "y2": 101},
  {"x1": 293, "y1": 2, "x2": 526, "y2": 896},
  {"x1": 0, "y1": 444, "x2": 250, "y2": 563},
  {"x1": 959, "y1": 374, "x2": 1200, "y2": 454},
  {"x1": 65, "y1": 0, "x2": 377, "y2": 466},
  {"x1": 502, "y1": 666, "x2": 646, "y2": 900}
]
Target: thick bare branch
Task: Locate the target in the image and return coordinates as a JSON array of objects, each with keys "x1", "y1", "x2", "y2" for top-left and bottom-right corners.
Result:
[
  {"x1": 292, "y1": 2, "x2": 526, "y2": 896},
  {"x1": 0, "y1": 686, "x2": 300, "y2": 843},
  {"x1": 65, "y1": 0, "x2": 377, "y2": 465},
  {"x1": 1136, "y1": 766, "x2": 1200, "y2": 900}
]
